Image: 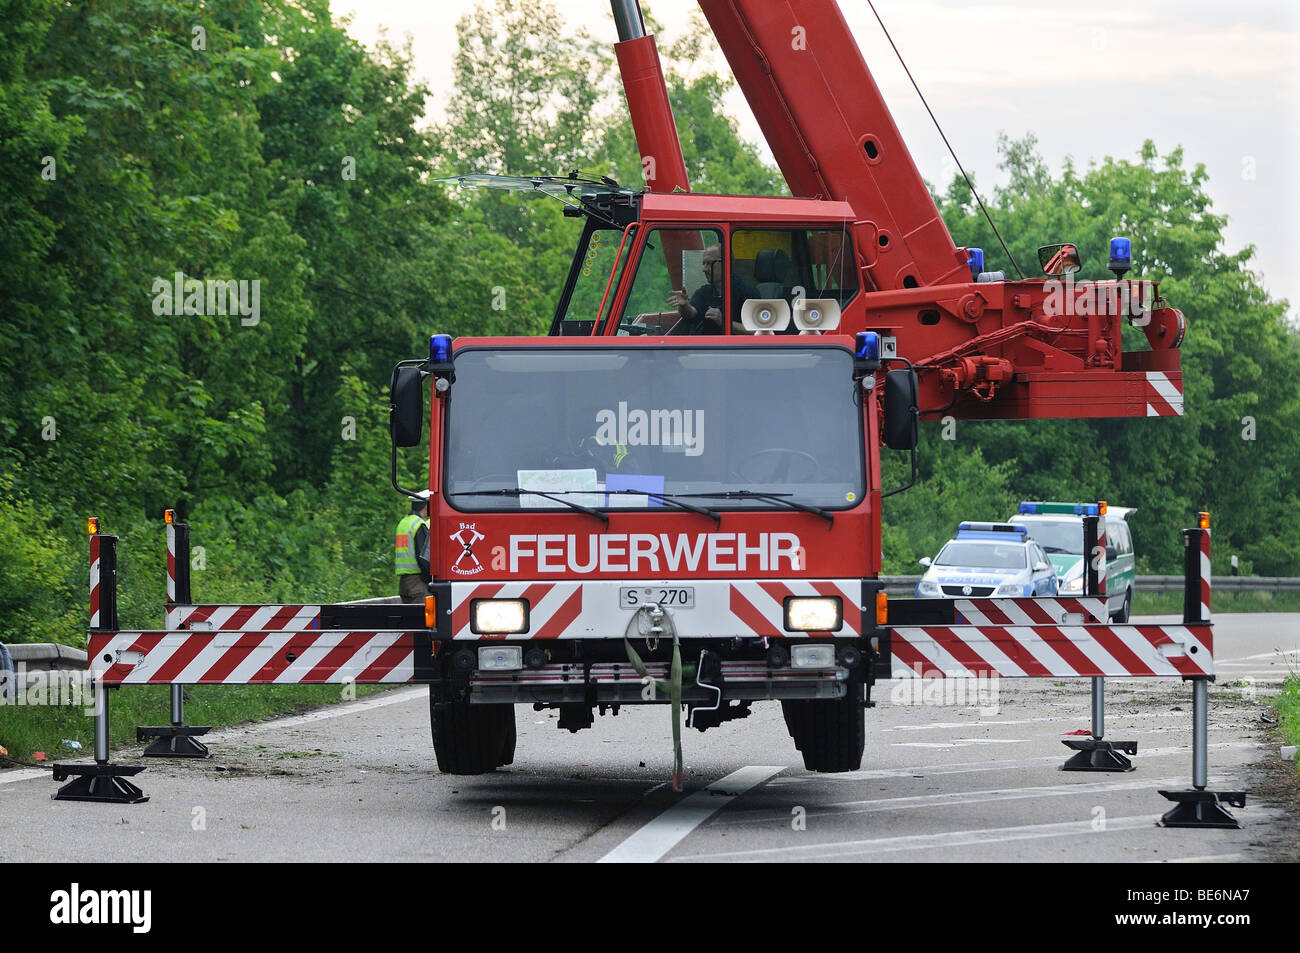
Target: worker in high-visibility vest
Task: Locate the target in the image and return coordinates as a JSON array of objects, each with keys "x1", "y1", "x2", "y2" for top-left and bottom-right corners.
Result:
[{"x1": 396, "y1": 491, "x2": 431, "y2": 603}]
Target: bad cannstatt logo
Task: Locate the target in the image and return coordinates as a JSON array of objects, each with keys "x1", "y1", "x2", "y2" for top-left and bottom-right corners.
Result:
[{"x1": 450, "y1": 522, "x2": 485, "y2": 575}]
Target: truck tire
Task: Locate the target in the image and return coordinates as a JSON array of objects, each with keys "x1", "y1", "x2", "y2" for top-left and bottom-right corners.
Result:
[
  {"x1": 430, "y1": 691, "x2": 516, "y2": 774},
  {"x1": 781, "y1": 683, "x2": 865, "y2": 772}
]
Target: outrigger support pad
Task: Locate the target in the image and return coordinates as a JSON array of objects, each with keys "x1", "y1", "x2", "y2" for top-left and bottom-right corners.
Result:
[
  {"x1": 1061, "y1": 738, "x2": 1138, "y2": 772},
  {"x1": 51, "y1": 763, "x2": 149, "y2": 804},
  {"x1": 137, "y1": 724, "x2": 212, "y2": 759},
  {"x1": 1157, "y1": 789, "x2": 1245, "y2": 829}
]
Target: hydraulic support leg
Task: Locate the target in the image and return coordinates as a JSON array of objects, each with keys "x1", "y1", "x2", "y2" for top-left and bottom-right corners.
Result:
[
  {"x1": 1062, "y1": 510, "x2": 1136, "y2": 771},
  {"x1": 53, "y1": 528, "x2": 149, "y2": 803},
  {"x1": 1158, "y1": 524, "x2": 1243, "y2": 828},
  {"x1": 1062, "y1": 676, "x2": 1136, "y2": 771},
  {"x1": 140, "y1": 514, "x2": 211, "y2": 758}
]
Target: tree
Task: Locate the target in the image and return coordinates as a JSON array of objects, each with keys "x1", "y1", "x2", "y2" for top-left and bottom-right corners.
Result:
[{"x1": 933, "y1": 135, "x2": 1300, "y2": 572}]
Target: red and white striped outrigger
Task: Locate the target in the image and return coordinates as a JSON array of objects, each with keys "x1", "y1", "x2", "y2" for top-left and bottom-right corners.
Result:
[{"x1": 55, "y1": 508, "x2": 1242, "y2": 828}]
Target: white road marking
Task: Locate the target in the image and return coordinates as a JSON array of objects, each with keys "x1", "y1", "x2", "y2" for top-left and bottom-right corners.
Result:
[
  {"x1": 598, "y1": 765, "x2": 784, "y2": 863},
  {"x1": 893, "y1": 739, "x2": 1026, "y2": 748},
  {"x1": 0, "y1": 768, "x2": 50, "y2": 786},
  {"x1": 883, "y1": 710, "x2": 1193, "y2": 732},
  {"x1": 204, "y1": 685, "x2": 426, "y2": 741},
  {"x1": 717, "y1": 777, "x2": 1184, "y2": 825},
  {"x1": 1216, "y1": 649, "x2": 1299, "y2": 664},
  {"x1": 766, "y1": 741, "x2": 1260, "y2": 784},
  {"x1": 0, "y1": 688, "x2": 429, "y2": 788},
  {"x1": 672, "y1": 814, "x2": 1163, "y2": 862},
  {"x1": 1151, "y1": 854, "x2": 1244, "y2": 864}
]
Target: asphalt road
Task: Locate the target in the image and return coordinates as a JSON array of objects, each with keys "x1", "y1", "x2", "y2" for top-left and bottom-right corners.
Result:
[{"x1": 3, "y1": 613, "x2": 1296, "y2": 863}]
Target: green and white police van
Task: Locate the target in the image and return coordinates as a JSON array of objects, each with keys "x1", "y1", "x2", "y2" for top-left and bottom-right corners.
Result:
[{"x1": 1008, "y1": 502, "x2": 1137, "y2": 622}]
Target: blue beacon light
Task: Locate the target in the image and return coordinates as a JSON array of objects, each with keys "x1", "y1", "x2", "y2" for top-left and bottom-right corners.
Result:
[
  {"x1": 431, "y1": 334, "x2": 452, "y2": 364},
  {"x1": 967, "y1": 247, "x2": 985, "y2": 280},
  {"x1": 1108, "y1": 237, "x2": 1131, "y2": 279},
  {"x1": 855, "y1": 331, "x2": 880, "y2": 361}
]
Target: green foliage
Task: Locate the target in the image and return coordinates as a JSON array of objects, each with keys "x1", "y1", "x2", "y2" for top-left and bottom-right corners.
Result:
[
  {"x1": 880, "y1": 438, "x2": 1018, "y2": 574},
  {"x1": 1277, "y1": 676, "x2": 1300, "y2": 777},
  {"x1": 930, "y1": 135, "x2": 1299, "y2": 574},
  {"x1": 1, "y1": 0, "x2": 1294, "y2": 661}
]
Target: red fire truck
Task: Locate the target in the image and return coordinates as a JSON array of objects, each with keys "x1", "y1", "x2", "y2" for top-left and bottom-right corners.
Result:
[
  {"x1": 69, "y1": 0, "x2": 1236, "y2": 827},
  {"x1": 393, "y1": 0, "x2": 1186, "y2": 782}
]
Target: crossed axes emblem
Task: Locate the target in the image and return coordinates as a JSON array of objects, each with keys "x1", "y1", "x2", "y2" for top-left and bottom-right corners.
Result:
[{"x1": 450, "y1": 526, "x2": 485, "y2": 572}]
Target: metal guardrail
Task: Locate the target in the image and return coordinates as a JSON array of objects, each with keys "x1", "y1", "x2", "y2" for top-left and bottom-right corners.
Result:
[
  {"x1": 880, "y1": 575, "x2": 1300, "y2": 595},
  {"x1": 1134, "y1": 575, "x2": 1300, "y2": 593}
]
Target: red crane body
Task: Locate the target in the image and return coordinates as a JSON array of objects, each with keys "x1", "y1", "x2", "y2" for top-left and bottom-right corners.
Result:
[{"x1": 597, "y1": 0, "x2": 1185, "y2": 423}]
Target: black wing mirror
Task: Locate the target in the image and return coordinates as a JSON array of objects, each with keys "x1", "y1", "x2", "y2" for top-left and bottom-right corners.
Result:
[
  {"x1": 883, "y1": 369, "x2": 919, "y2": 451},
  {"x1": 390, "y1": 365, "x2": 426, "y2": 448}
]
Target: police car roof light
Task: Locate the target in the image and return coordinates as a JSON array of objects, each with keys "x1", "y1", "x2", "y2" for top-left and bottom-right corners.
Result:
[
  {"x1": 1018, "y1": 501, "x2": 1100, "y2": 517},
  {"x1": 957, "y1": 521, "x2": 1027, "y2": 538}
]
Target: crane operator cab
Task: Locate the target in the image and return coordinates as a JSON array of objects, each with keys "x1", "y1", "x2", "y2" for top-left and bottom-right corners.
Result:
[{"x1": 430, "y1": 172, "x2": 862, "y2": 340}]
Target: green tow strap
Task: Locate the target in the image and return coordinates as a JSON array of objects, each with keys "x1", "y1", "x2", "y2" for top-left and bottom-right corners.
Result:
[{"x1": 623, "y1": 632, "x2": 693, "y2": 792}]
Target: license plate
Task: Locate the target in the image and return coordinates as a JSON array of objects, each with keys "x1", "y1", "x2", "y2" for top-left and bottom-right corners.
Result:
[{"x1": 620, "y1": 587, "x2": 695, "y2": 609}]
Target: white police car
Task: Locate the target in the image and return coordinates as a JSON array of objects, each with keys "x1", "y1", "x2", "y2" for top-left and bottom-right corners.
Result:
[{"x1": 915, "y1": 522, "x2": 1059, "y2": 599}]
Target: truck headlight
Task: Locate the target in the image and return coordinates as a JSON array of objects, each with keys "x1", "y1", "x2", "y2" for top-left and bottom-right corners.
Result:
[
  {"x1": 783, "y1": 596, "x2": 843, "y2": 632},
  {"x1": 790, "y1": 644, "x2": 837, "y2": 669},
  {"x1": 470, "y1": 598, "x2": 530, "y2": 634}
]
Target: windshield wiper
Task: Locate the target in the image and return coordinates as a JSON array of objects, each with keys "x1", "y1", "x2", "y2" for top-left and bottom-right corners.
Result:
[
  {"x1": 605, "y1": 489, "x2": 721, "y2": 524},
  {"x1": 1040, "y1": 546, "x2": 1075, "y2": 555},
  {"x1": 679, "y1": 490, "x2": 834, "y2": 525},
  {"x1": 449, "y1": 488, "x2": 609, "y2": 526}
]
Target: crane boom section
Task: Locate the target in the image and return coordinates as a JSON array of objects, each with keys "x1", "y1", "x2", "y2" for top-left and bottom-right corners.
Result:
[{"x1": 698, "y1": 0, "x2": 970, "y2": 290}]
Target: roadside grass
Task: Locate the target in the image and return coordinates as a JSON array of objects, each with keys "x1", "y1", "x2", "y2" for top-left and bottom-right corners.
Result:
[
  {"x1": 1277, "y1": 676, "x2": 1300, "y2": 778},
  {"x1": 1132, "y1": 589, "x2": 1300, "y2": 615},
  {"x1": 0, "y1": 683, "x2": 391, "y2": 768}
]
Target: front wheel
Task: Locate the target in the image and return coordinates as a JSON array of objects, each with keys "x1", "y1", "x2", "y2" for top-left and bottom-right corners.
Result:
[
  {"x1": 781, "y1": 683, "x2": 865, "y2": 772},
  {"x1": 430, "y1": 690, "x2": 516, "y2": 774},
  {"x1": 1113, "y1": 588, "x2": 1132, "y2": 623}
]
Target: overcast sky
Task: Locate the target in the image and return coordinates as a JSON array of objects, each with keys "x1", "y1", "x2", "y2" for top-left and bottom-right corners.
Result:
[{"x1": 334, "y1": 0, "x2": 1300, "y2": 316}]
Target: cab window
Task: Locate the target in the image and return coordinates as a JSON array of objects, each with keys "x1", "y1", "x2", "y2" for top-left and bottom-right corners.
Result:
[
  {"x1": 616, "y1": 228, "x2": 726, "y2": 335},
  {"x1": 557, "y1": 226, "x2": 634, "y2": 335},
  {"x1": 731, "y1": 228, "x2": 860, "y2": 334}
]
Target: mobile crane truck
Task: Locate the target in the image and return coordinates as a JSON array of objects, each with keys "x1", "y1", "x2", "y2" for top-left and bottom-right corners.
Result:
[
  {"x1": 72, "y1": 0, "x2": 1234, "y2": 826},
  {"x1": 396, "y1": 0, "x2": 1188, "y2": 781}
]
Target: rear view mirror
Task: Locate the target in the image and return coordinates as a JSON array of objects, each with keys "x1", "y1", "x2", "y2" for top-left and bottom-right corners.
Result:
[
  {"x1": 1038, "y1": 243, "x2": 1081, "y2": 276},
  {"x1": 390, "y1": 366, "x2": 426, "y2": 447},
  {"x1": 919, "y1": 556, "x2": 933, "y2": 568},
  {"x1": 883, "y1": 369, "x2": 919, "y2": 451},
  {"x1": 1034, "y1": 561, "x2": 1050, "y2": 572}
]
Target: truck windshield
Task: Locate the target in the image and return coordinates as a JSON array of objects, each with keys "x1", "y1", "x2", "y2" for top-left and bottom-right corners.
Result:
[{"x1": 445, "y1": 346, "x2": 864, "y2": 511}]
